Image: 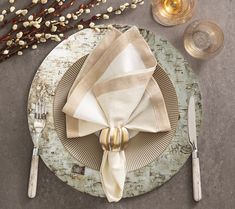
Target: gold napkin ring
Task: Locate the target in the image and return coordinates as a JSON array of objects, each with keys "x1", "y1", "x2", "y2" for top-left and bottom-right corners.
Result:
[{"x1": 99, "y1": 127, "x2": 129, "y2": 151}]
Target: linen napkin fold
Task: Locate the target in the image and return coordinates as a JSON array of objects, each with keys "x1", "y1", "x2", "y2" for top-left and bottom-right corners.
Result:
[{"x1": 62, "y1": 26, "x2": 171, "y2": 202}]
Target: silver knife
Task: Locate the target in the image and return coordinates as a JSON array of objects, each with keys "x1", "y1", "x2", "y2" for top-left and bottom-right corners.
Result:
[{"x1": 188, "y1": 96, "x2": 202, "y2": 202}]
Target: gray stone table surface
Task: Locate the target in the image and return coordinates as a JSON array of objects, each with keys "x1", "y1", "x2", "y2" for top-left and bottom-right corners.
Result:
[{"x1": 0, "y1": 0, "x2": 234, "y2": 209}]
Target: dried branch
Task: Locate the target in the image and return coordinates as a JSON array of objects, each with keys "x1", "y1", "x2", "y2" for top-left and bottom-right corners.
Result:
[{"x1": 0, "y1": 0, "x2": 145, "y2": 63}]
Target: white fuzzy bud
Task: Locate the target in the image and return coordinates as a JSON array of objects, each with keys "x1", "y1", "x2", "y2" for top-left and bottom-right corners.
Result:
[
  {"x1": 59, "y1": 22, "x2": 65, "y2": 27},
  {"x1": 21, "y1": 9, "x2": 28, "y2": 16},
  {"x1": 72, "y1": 14, "x2": 78, "y2": 20},
  {"x1": 51, "y1": 25, "x2": 57, "y2": 32},
  {"x1": 94, "y1": 27, "x2": 101, "y2": 33},
  {"x1": 6, "y1": 40, "x2": 13, "y2": 46},
  {"x1": 41, "y1": 0, "x2": 48, "y2": 4},
  {"x1": 77, "y1": 24, "x2": 84, "y2": 30},
  {"x1": 32, "y1": 22, "x2": 40, "y2": 29},
  {"x1": 2, "y1": 10, "x2": 7, "y2": 15},
  {"x1": 3, "y1": 50, "x2": 9, "y2": 55},
  {"x1": 85, "y1": 9, "x2": 91, "y2": 14},
  {"x1": 35, "y1": 33, "x2": 42, "y2": 38},
  {"x1": 15, "y1": 10, "x2": 22, "y2": 15},
  {"x1": 107, "y1": 7, "x2": 113, "y2": 12},
  {"x1": 139, "y1": 1, "x2": 144, "y2": 5},
  {"x1": 32, "y1": 0, "x2": 39, "y2": 3},
  {"x1": 102, "y1": 0, "x2": 106, "y2": 3},
  {"x1": 32, "y1": 44, "x2": 38, "y2": 49},
  {"x1": 9, "y1": 0, "x2": 15, "y2": 3},
  {"x1": 66, "y1": 13, "x2": 72, "y2": 19},
  {"x1": 76, "y1": 9, "x2": 84, "y2": 15},
  {"x1": 36, "y1": 17, "x2": 42, "y2": 23},
  {"x1": 16, "y1": 32, "x2": 23, "y2": 39},
  {"x1": 107, "y1": 24, "x2": 113, "y2": 29},
  {"x1": 103, "y1": 14, "x2": 109, "y2": 19},
  {"x1": 17, "y1": 51, "x2": 23, "y2": 56},
  {"x1": 131, "y1": 4, "x2": 137, "y2": 9},
  {"x1": 45, "y1": 21, "x2": 50, "y2": 27},
  {"x1": 28, "y1": 15, "x2": 34, "y2": 21},
  {"x1": 55, "y1": 37, "x2": 61, "y2": 42},
  {"x1": 59, "y1": 33, "x2": 64, "y2": 37},
  {"x1": 10, "y1": 6, "x2": 16, "y2": 12},
  {"x1": 120, "y1": 5, "x2": 126, "y2": 11},
  {"x1": 45, "y1": 33, "x2": 52, "y2": 39},
  {"x1": 0, "y1": 15, "x2": 4, "y2": 22},
  {"x1": 89, "y1": 22, "x2": 95, "y2": 28},
  {"x1": 12, "y1": 24, "x2": 18, "y2": 30},
  {"x1": 19, "y1": 40, "x2": 25, "y2": 45},
  {"x1": 40, "y1": 38, "x2": 46, "y2": 42},
  {"x1": 132, "y1": 0, "x2": 138, "y2": 3},
  {"x1": 115, "y1": 10, "x2": 122, "y2": 15},
  {"x1": 48, "y1": 8, "x2": 55, "y2": 13},
  {"x1": 23, "y1": 21, "x2": 30, "y2": 27},
  {"x1": 51, "y1": 35, "x2": 61, "y2": 42},
  {"x1": 59, "y1": 16, "x2": 65, "y2": 22}
]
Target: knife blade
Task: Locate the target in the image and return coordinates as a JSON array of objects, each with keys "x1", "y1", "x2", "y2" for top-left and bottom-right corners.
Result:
[
  {"x1": 188, "y1": 96, "x2": 197, "y2": 150},
  {"x1": 188, "y1": 96, "x2": 202, "y2": 202}
]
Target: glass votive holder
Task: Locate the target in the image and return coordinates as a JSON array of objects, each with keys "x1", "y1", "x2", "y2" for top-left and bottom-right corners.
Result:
[
  {"x1": 151, "y1": 0, "x2": 197, "y2": 26},
  {"x1": 184, "y1": 20, "x2": 224, "y2": 59}
]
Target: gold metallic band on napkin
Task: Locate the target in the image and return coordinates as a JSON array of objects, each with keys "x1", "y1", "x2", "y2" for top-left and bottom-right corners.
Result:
[{"x1": 100, "y1": 127, "x2": 129, "y2": 152}]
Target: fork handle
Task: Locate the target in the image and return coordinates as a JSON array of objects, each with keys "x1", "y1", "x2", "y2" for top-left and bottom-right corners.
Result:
[
  {"x1": 192, "y1": 153, "x2": 202, "y2": 202},
  {"x1": 28, "y1": 147, "x2": 39, "y2": 198}
]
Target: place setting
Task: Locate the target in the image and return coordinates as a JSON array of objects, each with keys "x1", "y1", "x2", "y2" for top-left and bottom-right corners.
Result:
[
  {"x1": 0, "y1": 0, "x2": 225, "y2": 204},
  {"x1": 27, "y1": 24, "x2": 203, "y2": 202}
]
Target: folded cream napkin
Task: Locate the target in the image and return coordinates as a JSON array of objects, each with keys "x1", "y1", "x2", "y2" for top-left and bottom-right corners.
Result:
[{"x1": 62, "y1": 26, "x2": 171, "y2": 202}]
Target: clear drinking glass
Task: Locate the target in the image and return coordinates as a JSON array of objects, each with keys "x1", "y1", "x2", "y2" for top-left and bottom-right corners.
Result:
[
  {"x1": 151, "y1": 0, "x2": 197, "y2": 26},
  {"x1": 184, "y1": 20, "x2": 224, "y2": 59}
]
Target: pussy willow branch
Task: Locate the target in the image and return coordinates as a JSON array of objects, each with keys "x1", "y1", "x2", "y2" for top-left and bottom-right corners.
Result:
[
  {"x1": 0, "y1": 0, "x2": 75, "y2": 41},
  {"x1": 0, "y1": 0, "x2": 144, "y2": 63},
  {"x1": 0, "y1": 1, "x2": 35, "y2": 29},
  {"x1": 0, "y1": 0, "x2": 98, "y2": 52}
]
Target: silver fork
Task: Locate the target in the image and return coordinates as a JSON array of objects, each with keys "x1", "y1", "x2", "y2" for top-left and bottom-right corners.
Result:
[{"x1": 28, "y1": 100, "x2": 47, "y2": 198}]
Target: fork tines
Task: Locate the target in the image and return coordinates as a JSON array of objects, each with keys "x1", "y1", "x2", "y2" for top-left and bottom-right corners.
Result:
[{"x1": 34, "y1": 100, "x2": 47, "y2": 120}]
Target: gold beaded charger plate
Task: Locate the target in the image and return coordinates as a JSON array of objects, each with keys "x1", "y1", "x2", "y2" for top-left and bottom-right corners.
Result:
[
  {"x1": 53, "y1": 55, "x2": 179, "y2": 171},
  {"x1": 27, "y1": 25, "x2": 202, "y2": 198}
]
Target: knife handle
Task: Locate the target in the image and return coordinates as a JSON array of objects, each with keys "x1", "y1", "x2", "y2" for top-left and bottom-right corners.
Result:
[
  {"x1": 28, "y1": 147, "x2": 39, "y2": 198},
  {"x1": 192, "y1": 153, "x2": 202, "y2": 202}
]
